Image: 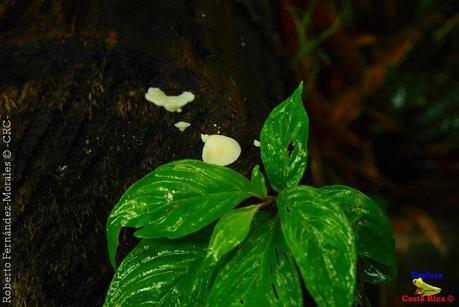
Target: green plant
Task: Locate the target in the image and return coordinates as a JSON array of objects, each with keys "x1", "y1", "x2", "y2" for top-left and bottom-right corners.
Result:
[
  {"x1": 289, "y1": 1, "x2": 340, "y2": 64},
  {"x1": 287, "y1": 2, "x2": 340, "y2": 91},
  {"x1": 104, "y1": 82, "x2": 396, "y2": 307}
]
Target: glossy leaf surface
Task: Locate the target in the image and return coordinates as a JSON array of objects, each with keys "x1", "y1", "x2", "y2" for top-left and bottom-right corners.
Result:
[
  {"x1": 318, "y1": 185, "x2": 396, "y2": 283},
  {"x1": 106, "y1": 159, "x2": 252, "y2": 267},
  {"x1": 104, "y1": 238, "x2": 211, "y2": 307},
  {"x1": 277, "y1": 186, "x2": 356, "y2": 307},
  {"x1": 250, "y1": 165, "x2": 268, "y2": 198},
  {"x1": 207, "y1": 205, "x2": 262, "y2": 264},
  {"x1": 207, "y1": 220, "x2": 302, "y2": 306},
  {"x1": 260, "y1": 82, "x2": 309, "y2": 192}
]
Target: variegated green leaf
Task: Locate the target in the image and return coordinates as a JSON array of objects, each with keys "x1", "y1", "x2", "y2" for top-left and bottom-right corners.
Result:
[
  {"x1": 260, "y1": 82, "x2": 309, "y2": 192},
  {"x1": 318, "y1": 185, "x2": 396, "y2": 283},
  {"x1": 250, "y1": 165, "x2": 268, "y2": 198},
  {"x1": 207, "y1": 205, "x2": 262, "y2": 263},
  {"x1": 105, "y1": 237, "x2": 211, "y2": 307},
  {"x1": 277, "y1": 185, "x2": 356, "y2": 307},
  {"x1": 207, "y1": 219, "x2": 302, "y2": 306},
  {"x1": 106, "y1": 159, "x2": 253, "y2": 268}
]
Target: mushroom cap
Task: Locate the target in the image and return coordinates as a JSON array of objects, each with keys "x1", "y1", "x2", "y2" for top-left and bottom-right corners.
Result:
[
  {"x1": 174, "y1": 121, "x2": 191, "y2": 132},
  {"x1": 202, "y1": 135, "x2": 241, "y2": 166},
  {"x1": 145, "y1": 87, "x2": 194, "y2": 112},
  {"x1": 200, "y1": 134, "x2": 209, "y2": 142}
]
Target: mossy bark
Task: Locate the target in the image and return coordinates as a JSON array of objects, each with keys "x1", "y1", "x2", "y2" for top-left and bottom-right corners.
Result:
[{"x1": 0, "y1": 0, "x2": 291, "y2": 305}]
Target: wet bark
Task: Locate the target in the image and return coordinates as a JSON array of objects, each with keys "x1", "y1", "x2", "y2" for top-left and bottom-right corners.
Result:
[{"x1": 0, "y1": 0, "x2": 291, "y2": 305}]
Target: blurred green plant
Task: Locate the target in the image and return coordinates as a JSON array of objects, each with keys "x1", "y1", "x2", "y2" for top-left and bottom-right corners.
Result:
[
  {"x1": 104, "y1": 83, "x2": 396, "y2": 306},
  {"x1": 287, "y1": 1, "x2": 340, "y2": 91},
  {"x1": 288, "y1": 1, "x2": 340, "y2": 63}
]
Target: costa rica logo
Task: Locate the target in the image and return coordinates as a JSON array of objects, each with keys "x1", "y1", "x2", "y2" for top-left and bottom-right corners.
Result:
[{"x1": 400, "y1": 272, "x2": 455, "y2": 304}]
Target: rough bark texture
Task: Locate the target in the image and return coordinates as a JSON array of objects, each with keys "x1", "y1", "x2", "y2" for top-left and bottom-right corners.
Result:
[{"x1": 0, "y1": 0, "x2": 291, "y2": 305}]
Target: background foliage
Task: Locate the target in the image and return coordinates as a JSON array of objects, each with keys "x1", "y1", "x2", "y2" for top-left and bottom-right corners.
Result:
[{"x1": 277, "y1": 0, "x2": 459, "y2": 304}]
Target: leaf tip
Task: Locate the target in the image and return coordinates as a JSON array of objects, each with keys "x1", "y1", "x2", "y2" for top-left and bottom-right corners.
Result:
[
  {"x1": 107, "y1": 225, "x2": 120, "y2": 270},
  {"x1": 298, "y1": 80, "x2": 304, "y2": 92},
  {"x1": 292, "y1": 81, "x2": 306, "y2": 110}
]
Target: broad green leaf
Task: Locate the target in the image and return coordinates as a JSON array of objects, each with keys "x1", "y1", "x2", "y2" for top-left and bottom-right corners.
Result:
[
  {"x1": 207, "y1": 205, "x2": 262, "y2": 263},
  {"x1": 277, "y1": 186, "x2": 356, "y2": 307},
  {"x1": 318, "y1": 185, "x2": 397, "y2": 283},
  {"x1": 207, "y1": 219, "x2": 302, "y2": 307},
  {"x1": 250, "y1": 165, "x2": 268, "y2": 198},
  {"x1": 107, "y1": 159, "x2": 253, "y2": 268},
  {"x1": 260, "y1": 82, "x2": 309, "y2": 192},
  {"x1": 104, "y1": 237, "x2": 212, "y2": 307}
]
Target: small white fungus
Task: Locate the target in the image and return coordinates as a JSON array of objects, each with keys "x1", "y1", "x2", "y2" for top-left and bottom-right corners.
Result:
[
  {"x1": 174, "y1": 121, "x2": 191, "y2": 132},
  {"x1": 145, "y1": 87, "x2": 194, "y2": 112},
  {"x1": 202, "y1": 134, "x2": 241, "y2": 166},
  {"x1": 253, "y1": 139, "x2": 261, "y2": 147},
  {"x1": 201, "y1": 134, "x2": 209, "y2": 142}
]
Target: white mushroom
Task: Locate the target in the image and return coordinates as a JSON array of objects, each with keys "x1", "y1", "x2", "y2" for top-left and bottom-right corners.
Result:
[
  {"x1": 200, "y1": 134, "x2": 209, "y2": 142},
  {"x1": 145, "y1": 87, "x2": 194, "y2": 112},
  {"x1": 253, "y1": 139, "x2": 261, "y2": 147},
  {"x1": 202, "y1": 135, "x2": 241, "y2": 166},
  {"x1": 174, "y1": 121, "x2": 191, "y2": 132}
]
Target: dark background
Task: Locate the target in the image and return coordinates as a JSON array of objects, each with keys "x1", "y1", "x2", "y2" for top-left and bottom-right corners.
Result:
[{"x1": 1, "y1": 0, "x2": 458, "y2": 306}]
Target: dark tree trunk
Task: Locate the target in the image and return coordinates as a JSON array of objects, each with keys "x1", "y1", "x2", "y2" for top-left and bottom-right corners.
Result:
[{"x1": 0, "y1": 0, "x2": 291, "y2": 305}]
